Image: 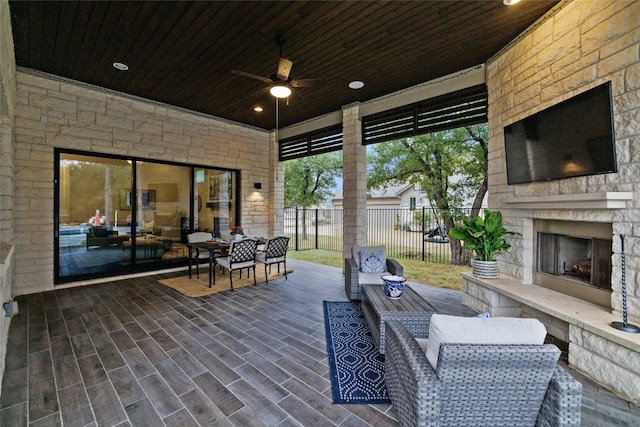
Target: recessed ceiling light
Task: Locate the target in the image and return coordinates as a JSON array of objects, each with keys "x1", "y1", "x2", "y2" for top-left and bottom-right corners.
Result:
[
  {"x1": 254, "y1": 106, "x2": 264, "y2": 112},
  {"x1": 503, "y1": 0, "x2": 521, "y2": 5},
  {"x1": 113, "y1": 62, "x2": 129, "y2": 71},
  {"x1": 349, "y1": 80, "x2": 365, "y2": 90}
]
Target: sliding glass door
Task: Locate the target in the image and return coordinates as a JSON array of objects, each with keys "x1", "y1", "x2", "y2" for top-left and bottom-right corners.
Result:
[{"x1": 55, "y1": 151, "x2": 238, "y2": 283}]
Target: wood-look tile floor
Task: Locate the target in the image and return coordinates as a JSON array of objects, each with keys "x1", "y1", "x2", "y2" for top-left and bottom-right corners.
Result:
[{"x1": 2, "y1": 259, "x2": 639, "y2": 426}]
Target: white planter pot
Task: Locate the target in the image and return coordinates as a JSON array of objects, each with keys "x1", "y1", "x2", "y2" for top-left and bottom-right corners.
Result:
[
  {"x1": 472, "y1": 259, "x2": 498, "y2": 278},
  {"x1": 235, "y1": 234, "x2": 243, "y2": 241}
]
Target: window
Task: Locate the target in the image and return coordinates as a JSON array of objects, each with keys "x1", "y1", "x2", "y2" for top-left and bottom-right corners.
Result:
[
  {"x1": 55, "y1": 151, "x2": 238, "y2": 283},
  {"x1": 410, "y1": 197, "x2": 417, "y2": 210}
]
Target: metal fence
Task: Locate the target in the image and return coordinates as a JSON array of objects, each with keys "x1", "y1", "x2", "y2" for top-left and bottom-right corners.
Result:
[{"x1": 284, "y1": 207, "x2": 472, "y2": 263}]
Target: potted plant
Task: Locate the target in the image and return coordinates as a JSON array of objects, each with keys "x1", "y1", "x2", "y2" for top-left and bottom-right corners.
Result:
[
  {"x1": 448, "y1": 209, "x2": 519, "y2": 278},
  {"x1": 230, "y1": 225, "x2": 245, "y2": 241}
]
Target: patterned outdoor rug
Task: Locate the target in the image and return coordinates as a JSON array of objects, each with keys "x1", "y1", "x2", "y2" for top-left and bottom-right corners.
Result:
[{"x1": 323, "y1": 301, "x2": 390, "y2": 404}]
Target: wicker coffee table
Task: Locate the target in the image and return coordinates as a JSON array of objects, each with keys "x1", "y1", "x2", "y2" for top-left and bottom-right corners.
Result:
[{"x1": 361, "y1": 284, "x2": 436, "y2": 354}]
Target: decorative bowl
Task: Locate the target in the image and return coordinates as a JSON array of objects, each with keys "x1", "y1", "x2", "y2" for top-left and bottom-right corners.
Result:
[{"x1": 382, "y1": 275, "x2": 407, "y2": 299}]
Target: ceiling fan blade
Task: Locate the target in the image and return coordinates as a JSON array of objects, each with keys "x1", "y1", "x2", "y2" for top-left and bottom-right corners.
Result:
[
  {"x1": 290, "y1": 78, "x2": 327, "y2": 88},
  {"x1": 231, "y1": 70, "x2": 274, "y2": 84},
  {"x1": 277, "y1": 57, "x2": 293, "y2": 81},
  {"x1": 290, "y1": 87, "x2": 305, "y2": 102}
]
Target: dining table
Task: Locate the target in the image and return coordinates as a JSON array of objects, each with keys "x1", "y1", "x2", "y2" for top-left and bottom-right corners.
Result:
[{"x1": 186, "y1": 238, "x2": 265, "y2": 288}]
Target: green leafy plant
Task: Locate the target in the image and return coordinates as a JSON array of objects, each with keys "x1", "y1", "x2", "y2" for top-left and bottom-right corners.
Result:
[{"x1": 448, "y1": 209, "x2": 519, "y2": 261}]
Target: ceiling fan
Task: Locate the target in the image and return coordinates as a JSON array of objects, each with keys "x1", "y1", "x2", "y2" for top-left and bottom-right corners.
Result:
[{"x1": 232, "y1": 36, "x2": 327, "y2": 99}]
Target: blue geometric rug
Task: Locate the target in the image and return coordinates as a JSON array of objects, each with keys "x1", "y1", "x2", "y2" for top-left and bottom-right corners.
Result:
[{"x1": 323, "y1": 301, "x2": 390, "y2": 404}]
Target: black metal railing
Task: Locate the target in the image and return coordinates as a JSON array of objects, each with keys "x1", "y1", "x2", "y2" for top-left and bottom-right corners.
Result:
[{"x1": 284, "y1": 207, "x2": 471, "y2": 264}]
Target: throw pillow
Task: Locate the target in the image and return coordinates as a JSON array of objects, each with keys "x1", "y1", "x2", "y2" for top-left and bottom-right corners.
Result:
[
  {"x1": 359, "y1": 250, "x2": 387, "y2": 273},
  {"x1": 425, "y1": 313, "x2": 547, "y2": 370},
  {"x1": 351, "y1": 245, "x2": 385, "y2": 269}
]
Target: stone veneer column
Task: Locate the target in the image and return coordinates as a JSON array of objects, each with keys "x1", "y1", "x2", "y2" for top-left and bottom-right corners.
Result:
[{"x1": 342, "y1": 103, "x2": 367, "y2": 261}]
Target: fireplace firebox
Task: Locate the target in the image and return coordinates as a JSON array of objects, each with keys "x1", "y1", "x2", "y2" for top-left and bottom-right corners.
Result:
[{"x1": 534, "y1": 220, "x2": 612, "y2": 308}]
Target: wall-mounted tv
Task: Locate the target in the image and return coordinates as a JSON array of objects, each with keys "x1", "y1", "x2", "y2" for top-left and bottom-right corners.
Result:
[{"x1": 504, "y1": 82, "x2": 617, "y2": 185}]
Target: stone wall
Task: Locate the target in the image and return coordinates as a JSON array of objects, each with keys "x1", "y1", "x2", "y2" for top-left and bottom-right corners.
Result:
[
  {"x1": 0, "y1": 0, "x2": 16, "y2": 397},
  {"x1": 487, "y1": 0, "x2": 640, "y2": 323},
  {"x1": 12, "y1": 70, "x2": 274, "y2": 296},
  {"x1": 481, "y1": 0, "x2": 640, "y2": 404}
]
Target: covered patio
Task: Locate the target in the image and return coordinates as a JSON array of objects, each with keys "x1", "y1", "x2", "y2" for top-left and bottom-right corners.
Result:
[
  {"x1": 1, "y1": 259, "x2": 638, "y2": 426},
  {"x1": 2, "y1": 0, "x2": 640, "y2": 421}
]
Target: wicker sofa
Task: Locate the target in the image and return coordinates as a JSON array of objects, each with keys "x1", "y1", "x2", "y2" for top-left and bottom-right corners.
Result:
[
  {"x1": 384, "y1": 319, "x2": 582, "y2": 427},
  {"x1": 85, "y1": 228, "x2": 128, "y2": 249},
  {"x1": 344, "y1": 245, "x2": 403, "y2": 300}
]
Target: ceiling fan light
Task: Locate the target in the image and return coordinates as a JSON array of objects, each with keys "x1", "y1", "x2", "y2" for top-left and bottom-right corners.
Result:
[{"x1": 270, "y1": 85, "x2": 292, "y2": 98}]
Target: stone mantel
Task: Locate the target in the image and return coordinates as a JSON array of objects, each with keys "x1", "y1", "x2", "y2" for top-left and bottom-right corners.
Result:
[{"x1": 505, "y1": 192, "x2": 633, "y2": 210}]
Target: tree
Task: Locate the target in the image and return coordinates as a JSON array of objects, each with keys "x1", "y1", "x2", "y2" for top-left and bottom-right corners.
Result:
[
  {"x1": 284, "y1": 152, "x2": 342, "y2": 239},
  {"x1": 367, "y1": 124, "x2": 488, "y2": 265}
]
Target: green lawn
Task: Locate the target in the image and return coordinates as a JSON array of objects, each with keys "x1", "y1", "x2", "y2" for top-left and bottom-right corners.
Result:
[{"x1": 287, "y1": 249, "x2": 471, "y2": 291}]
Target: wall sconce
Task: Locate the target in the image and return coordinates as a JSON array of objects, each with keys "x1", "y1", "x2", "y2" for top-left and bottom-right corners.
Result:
[{"x1": 254, "y1": 183, "x2": 262, "y2": 190}]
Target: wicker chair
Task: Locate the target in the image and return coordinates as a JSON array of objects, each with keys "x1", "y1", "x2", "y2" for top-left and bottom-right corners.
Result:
[
  {"x1": 384, "y1": 320, "x2": 582, "y2": 427},
  {"x1": 344, "y1": 245, "x2": 403, "y2": 300}
]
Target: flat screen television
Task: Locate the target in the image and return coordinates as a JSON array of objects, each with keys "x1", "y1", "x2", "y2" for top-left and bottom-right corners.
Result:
[{"x1": 504, "y1": 81, "x2": 617, "y2": 185}]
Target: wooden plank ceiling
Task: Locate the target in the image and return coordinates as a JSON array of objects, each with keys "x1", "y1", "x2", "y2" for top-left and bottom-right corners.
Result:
[{"x1": 9, "y1": 0, "x2": 559, "y2": 130}]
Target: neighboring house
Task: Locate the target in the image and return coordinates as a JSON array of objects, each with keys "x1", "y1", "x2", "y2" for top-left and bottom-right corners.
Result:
[
  {"x1": 334, "y1": 183, "x2": 438, "y2": 229},
  {"x1": 332, "y1": 183, "x2": 427, "y2": 210},
  {"x1": 332, "y1": 182, "x2": 487, "y2": 229}
]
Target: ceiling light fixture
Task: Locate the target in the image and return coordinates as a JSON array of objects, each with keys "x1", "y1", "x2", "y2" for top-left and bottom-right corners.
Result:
[
  {"x1": 270, "y1": 85, "x2": 292, "y2": 98},
  {"x1": 349, "y1": 80, "x2": 365, "y2": 89},
  {"x1": 112, "y1": 62, "x2": 129, "y2": 71},
  {"x1": 254, "y1": 106, "x2": 264, "y2": 112},
  {"x1": 503, "y1": 0, "x2": 521, "y2": 5}
]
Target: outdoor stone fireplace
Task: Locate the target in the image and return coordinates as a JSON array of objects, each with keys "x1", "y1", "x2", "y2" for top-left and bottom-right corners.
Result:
[
  {"x1": 461, "y1": 192, "x2": 640, "y2": 404},
  {"x1": 467, "y1": 0, "x2": 640, "y2": 405}
]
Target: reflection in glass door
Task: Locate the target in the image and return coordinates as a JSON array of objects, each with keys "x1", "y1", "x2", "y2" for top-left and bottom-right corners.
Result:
[
  {"x1": 195, "y1": 168, "x2": 237, "y2": 237},
  {"x1": 134, "y1": 162, "x2": 191, "y2": 264},
  {"x1": 56, "y1": 151, "x2": 239, "y2": 283}
]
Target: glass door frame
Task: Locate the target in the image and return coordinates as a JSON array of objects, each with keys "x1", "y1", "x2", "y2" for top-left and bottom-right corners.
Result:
[{"x1": 54, "y1": 149, "x2": 241, "y2": 284}]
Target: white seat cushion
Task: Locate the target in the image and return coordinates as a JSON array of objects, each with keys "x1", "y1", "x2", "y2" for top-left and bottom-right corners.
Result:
[
  {"x1": 216, "y1": 257, "x2": 254, "y2": 270},
  {"x1": 357, "y1": 272, "x2": 387, "y2": 285},
  {"x1": 425, "y1": 313, "x2": 547, "y2": 370},
  {"x1": 256, "y1": 252, "x2": 285, "y2": 264},
  {"x1": 415, "y1": 338, "x2": 429, "y2": 354}
]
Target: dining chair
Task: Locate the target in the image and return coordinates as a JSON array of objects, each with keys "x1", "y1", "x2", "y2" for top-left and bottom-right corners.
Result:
[
  {"x1": 214, "y1": 238, "x2": 258, "y2": 289},
  {"x1": 187, "y1": 231, "x2": 214, "y2": 279},
  {"x1": 255, "y1": 236, "x2": 290, "y2": 283}
]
